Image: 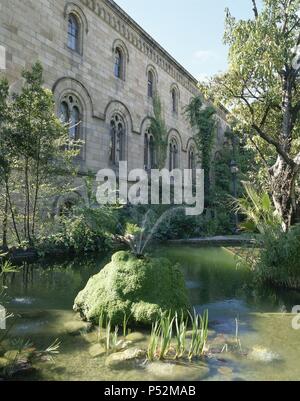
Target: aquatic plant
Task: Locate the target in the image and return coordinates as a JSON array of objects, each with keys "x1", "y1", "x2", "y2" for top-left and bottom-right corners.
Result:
[
  {"x1": 147, "y1": 321, "x2": 160, "y2": 362},
  {"x1": 123, "y1": 313, "x2": 131, "y2": 338},
  {"x1": 146, "y1": 309, "x2": 209, "y2": 362},
  {"x1": 174, "y1": 311, "x2": 188, "y2": 359},
  {"x1": 105, "y1": 320, "x2": 112, "y2": 353},
  {"x1": 188, "y1": 309, "x2": 209, "y2": 361},
  {"x1": 112, "y1": 326, "x2": 120, "y2": 353},
  {"x1": 100, "y1": 319, "x2": 123, "y2": 355},
  {"x1": 158, "y1": 312, "x2": 174, "y2": 360},
  {"x1": 97, "y1": 308, "x2": 105, "y2": 341}
]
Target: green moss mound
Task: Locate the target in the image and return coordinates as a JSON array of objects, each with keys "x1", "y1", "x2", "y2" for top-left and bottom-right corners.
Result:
[{"x1": 73, "y1": 251, "x2": 190, "y2": 326}]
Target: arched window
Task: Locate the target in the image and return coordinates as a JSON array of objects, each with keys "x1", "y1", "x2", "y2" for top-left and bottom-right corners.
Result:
[
  {"x1": 59, "y1": 95, "x2": 81, "y2": 141},
  {"x1": 68, "y1": 14, "x2": 80, "y2": 52},
  {"x1": 172, "y1": 89, "x2": 177, "y2": 113},
  {"x1": 188, "y1": 146, "x2": 196, "y2": 183},
  {"x1": 60, "y1": 102, "x2": 69, "y2": 124},
  {"x1": 148, "y1": 71, "x2": 154, "y2": 98},
  {"x1": 169, "y1": 138, "x2": 179, "y2": 171},
  {"x1": 110, "y1": 114, "x2": 126, "y2": 165},
  {"x1": 144, "y1": 127, "x2": 156, "y2": 170},
  {"x1": 188, "y1": 147, "x2": 196, "y2": 170},
  {"x1": 114, "y1": 48, "x2": 123, "y2": 79},
  {"x1": 70, "y1": 106, "x2": 80, "y2": 140}
]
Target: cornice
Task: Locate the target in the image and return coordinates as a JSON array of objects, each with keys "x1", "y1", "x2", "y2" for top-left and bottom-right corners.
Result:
[{"x1": 79, "y1": 0, "x2": 200, "y2": 96}]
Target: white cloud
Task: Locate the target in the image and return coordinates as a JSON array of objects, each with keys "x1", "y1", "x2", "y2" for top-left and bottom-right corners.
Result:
[
  {"x1": 193, "y1": 50, "x2": 218, "y2": 63},
  {"x1": 197, "y1": 73, "x2": 210, "y2": 83}
]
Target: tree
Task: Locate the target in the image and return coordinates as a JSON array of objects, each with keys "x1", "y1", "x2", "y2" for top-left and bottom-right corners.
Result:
[
  {"x1": 0, "y1": 63, "x2": 79, "y2": 247},
  {"x1": 0, "y1": 79, "x2": 13, "y2": 249},
  {"x1": 206, "y1": 0, "x2": 300, "y2": 231}
]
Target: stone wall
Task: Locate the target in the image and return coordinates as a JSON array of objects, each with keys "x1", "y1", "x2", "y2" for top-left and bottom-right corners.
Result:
[{"x1": 0, "y1": 0, "x2": 229, "y2": 177}]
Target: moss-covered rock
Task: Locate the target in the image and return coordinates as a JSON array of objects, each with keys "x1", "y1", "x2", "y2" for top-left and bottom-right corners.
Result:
[{"x1": 73, "y1": 251, "x2": 190, "y2": 326}]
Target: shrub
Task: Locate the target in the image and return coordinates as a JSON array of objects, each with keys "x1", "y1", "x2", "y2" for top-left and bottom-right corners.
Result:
[
  {"x1": 36, "y1": 206, "x2": 119, "y2": 255},
  {"x1": 251, "y1": 224, "x2": 300, "y2": 289}
]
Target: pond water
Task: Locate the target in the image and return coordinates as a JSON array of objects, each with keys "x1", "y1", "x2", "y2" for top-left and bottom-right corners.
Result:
[{"x1": 3, "y1": 246, "x2": 300, "y2": 381}]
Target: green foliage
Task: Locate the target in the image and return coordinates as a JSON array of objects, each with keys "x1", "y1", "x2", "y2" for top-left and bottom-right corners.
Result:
[
  {"x1": 0, "y1": 78, "x2": 10, "y2": 181},
  {"x1": 235, "y1": 182, "x2": 281, "y2": 234},
  {"x1": 147, "y1": 320, "x2": 160, "y2": 362},
  {"x1": 0, "y1": 63, "x2": 79, "y2": 247},
  {"x1": 36, "y1": 205, "x2": 118, "y2": 255},
  {"x1": 153, "y1": 207, "x2": 232, "y2": 239},
  {"x1": 146, "y1": 309, "x2": 209, "y2": 362},
  {"x1": 74, "y1": 251, "x2": 191, "y2": 326},
  {"x1": 150, "y1": 95, "x2": 168, "y2": 169},
  {"x1": 188, "y1": 309, "x2": 209, "y2": 361},
  {"x1": 205, "y1": 0, "x2": 300, "y2": 230},
  {"x1": 251, "y1": 224, "x2": 300, "y2": 289},
  {"x1": 174, "y1": 311, "x2": 188, "y2": 359},
  {"x1": 185, "y1": 96, "x2": 216, "y2": 198}
]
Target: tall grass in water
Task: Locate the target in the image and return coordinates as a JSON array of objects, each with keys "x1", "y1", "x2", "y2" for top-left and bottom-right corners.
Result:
[
  {"x1": 188, "y1": 309, "x2": 209, "y2": 361},
  {"x1": 147, "y1": 309, "x2": 209, "y2": 362},
  {"x1": 158, "y1": 312, "x2": 174, "y2": 360},
  {"x1": 98, "y1": 310, "x2": 130, "y2": 341},
  {"x1": 147, "y1": 313, "x2": 174, "y2": 361},
  {"x1": 97, "y1": 308, "x2": 105, "y2": 341},
  {"x1": 97, "y1": 314, "x2": 123, "y2": 355},
  {"x1": 104, "y1": 320, "x2": 121, "y2": 354},
  {"x1": 147, "y1": 320, "x2": 160, "y2": 362},
  {"x1": 123, "y1": 313, "x2": 131, "y2": 337},
  {"x1": 174, "y1": 311, "x2": 188, "y2": 359}
]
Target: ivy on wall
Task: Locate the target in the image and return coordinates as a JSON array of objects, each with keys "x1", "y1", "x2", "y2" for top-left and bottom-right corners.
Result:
[
  {"x1": 185, "y1": 96, "x2": 216, "y2": 201},
  {"x1": 150, "y1": 94, "x2": 168, "y2": 169}
]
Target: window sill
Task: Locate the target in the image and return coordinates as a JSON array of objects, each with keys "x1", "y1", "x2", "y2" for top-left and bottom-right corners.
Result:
[{"x1": 65, "y1": 45, "x2": 83, "y2": 60}]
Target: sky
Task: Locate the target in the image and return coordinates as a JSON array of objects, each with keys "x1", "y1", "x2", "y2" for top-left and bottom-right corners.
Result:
[{"x1": 115, "y1": 0, "x2": 259, "y2": 81}]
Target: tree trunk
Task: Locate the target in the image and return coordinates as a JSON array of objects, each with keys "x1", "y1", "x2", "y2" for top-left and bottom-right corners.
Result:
[
  {"x1": 2, "y1": 192, "x2": 8, "y2": 251},
  {"x1": 270, "y1": 156, "x2": 298, "y2": 232}
]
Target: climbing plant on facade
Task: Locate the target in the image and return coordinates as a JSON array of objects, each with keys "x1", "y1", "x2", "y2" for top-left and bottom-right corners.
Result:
[
  {"x1": 185, "y1": 96, "x2": 216, "y2": 201},
  {"x1": 150, "y1": 94, "x2": 168, "y2": 169}
]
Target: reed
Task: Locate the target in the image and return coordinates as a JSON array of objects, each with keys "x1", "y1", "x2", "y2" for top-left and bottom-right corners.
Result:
[
  {"x1": 123, "y1": 313, "x2": 131, "y2": 338},
  {"x1": 147, "y1": 309, "x2": 209, "y2": 362},
  {"x1": 97, "y1": 308, "x2": 105, "y2": 341},
  {"x1": 147, "y1": 320, "x2": 160, "y2": 361},
  {"x1": 174, "y1": 311, "x2": 188, "y2": 359},
  {"x1": 188, "y1": 309, "x2": 209, "y2": 361},
  {"x1": 105, "y1": 319, "x2": 112, "y2": 353},
  {"x1": 158, "y1": 312, "x2": 174, "y2": 360}
]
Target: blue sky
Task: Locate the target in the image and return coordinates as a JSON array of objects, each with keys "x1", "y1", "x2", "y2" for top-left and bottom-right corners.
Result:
[{"x1": 116, "y1": 0, "x2": 258, "y2": 80}]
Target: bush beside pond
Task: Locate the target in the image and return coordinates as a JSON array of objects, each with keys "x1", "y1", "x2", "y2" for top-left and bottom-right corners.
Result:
[
  {"x1": 73, "y1": 251, "x2": 190, "y2": 326},
  {"x1": 253, "y1": 224, "x2": 300, "y2": 289}
]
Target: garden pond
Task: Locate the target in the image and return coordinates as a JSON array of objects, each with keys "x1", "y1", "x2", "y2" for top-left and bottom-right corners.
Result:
[{"x1": 3, "y1": 246, "x2": 300, "y2": 381}]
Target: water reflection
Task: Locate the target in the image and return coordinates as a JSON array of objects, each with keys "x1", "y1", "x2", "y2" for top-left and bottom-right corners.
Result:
[{"x1": 2, "y1": 246, "x2": 300, "y2": 381}]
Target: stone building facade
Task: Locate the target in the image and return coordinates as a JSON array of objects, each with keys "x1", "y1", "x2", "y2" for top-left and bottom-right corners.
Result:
[{"x1": 0, "y1": 0, "x2": 229, "y2": 202}]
